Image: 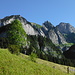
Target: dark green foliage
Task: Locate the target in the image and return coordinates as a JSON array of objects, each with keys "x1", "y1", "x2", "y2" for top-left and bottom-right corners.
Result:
[
  {"x1": 0, "y1": 37, "x2": 9, "y2": 48},
  {"x1": 38, "y1": 36, "x2": 45, "y2": 49},
  {"x1": 0, "y1": 24, "x2": 10, "y2": 34},
  {"x1": 7, "y1": 19, "x2": 27, "y2": 47},
  {"x1": 8, "y1": 45, "x2": 20, "y2": 55},
  {"x1": 26, "y1": 45, "x2": 33, "y2": 55}
]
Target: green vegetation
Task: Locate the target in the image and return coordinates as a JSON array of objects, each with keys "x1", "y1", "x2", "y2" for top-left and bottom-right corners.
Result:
[
  {"x1": 34, "y1": 24, "x2": 42, "y2": 28},
  {"x1": 0, "y1": 49, "x2": 74, "y2": 75},
  {"x1": 0, "y1": 37, "x2": 9, "y2": 48},
  {"x1": 31, "y1": 22, "x2": 42, "y2": 28},
  {"x1": 8, "y1": 45, "x2": 20, "y2": 55},
  {"x1": 0, "y1": 20, "x2": 65, "y2": 67},
  {"x1": 0, "y1": 20, "x2": 75, "y2": 69},
  {"x1": 56, "y1": 43, "x2": 74, "y2": 47},
  {"x1": 7, "y1": 19, "x2": 27, "y2": 47},
  {"x1": 30, "y1": 52, "x2": 38, "y2": 62},
  {"x1": 31, "y1": 22, "x2": 42, "y2": 31},
  {"x1": 64, "y1": 43, "x2": 74, "y2": 46}
]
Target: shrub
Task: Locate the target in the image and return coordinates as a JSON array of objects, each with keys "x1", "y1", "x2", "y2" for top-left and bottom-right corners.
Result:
[
  {"x1": 8, "y1": 45, "x2": 20, "y2": 55},
  {"x1": 30, "y1": 52, "x2": 38, "y2": 62}
]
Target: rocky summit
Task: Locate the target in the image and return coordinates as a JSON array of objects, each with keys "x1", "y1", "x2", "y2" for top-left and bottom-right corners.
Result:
[
  {"x1": 41, "y1": 21, "x2": 67, "y2": 44},
  {"x1": 56, "y1": 22, "x2": 75, "y2": 34}
]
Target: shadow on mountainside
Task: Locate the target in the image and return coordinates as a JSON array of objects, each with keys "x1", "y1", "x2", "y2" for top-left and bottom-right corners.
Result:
[{"x1": 63, "y1": 45, "x2": 75, "y2": 59}]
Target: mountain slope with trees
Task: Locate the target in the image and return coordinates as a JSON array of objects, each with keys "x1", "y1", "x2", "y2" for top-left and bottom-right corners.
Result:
[{"x1": 0, "y1": 15, "x2": 75, "y2": 67}]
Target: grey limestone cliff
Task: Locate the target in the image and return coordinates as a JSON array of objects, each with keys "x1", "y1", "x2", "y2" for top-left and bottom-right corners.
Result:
[
  {"x1": 56, "y1": 22, "x2": 75, "y2": 34},
  {"x1": 0, "y1": 15, "x2": 44, "y2": 36},
  {"x1": 41, "y1": 21, "x2": 67, "y2": 44}
]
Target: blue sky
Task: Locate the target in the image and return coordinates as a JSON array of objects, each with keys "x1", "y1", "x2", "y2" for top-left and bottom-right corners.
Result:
[{"x1": 0, "y1": 0, "x2": 75, "y2": 26}]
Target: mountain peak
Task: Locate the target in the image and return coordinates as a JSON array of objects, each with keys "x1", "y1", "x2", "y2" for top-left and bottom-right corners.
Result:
[
  {"x1": 0, "y1": 15, "x2": 28, "y2": 27},
  {"x1": 43, "y1": 21, "x2": 54, "y2": 29},
  {"x1": 2, "y1": 15, "x2": 22, "y2": 20},
  {"x1": 59, "y1": 22, "x2": 71, "y2": 26},
  {"x1": 56, "y1": 22, "x2": 75, "y2": 34}
]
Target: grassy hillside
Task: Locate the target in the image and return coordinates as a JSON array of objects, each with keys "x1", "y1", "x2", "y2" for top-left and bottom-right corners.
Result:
[{"x1": 0, "y1": 49, "x2": 75, "y2": 75}]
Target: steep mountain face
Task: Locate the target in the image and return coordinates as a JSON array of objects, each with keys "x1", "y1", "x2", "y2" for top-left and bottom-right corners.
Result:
[
  {"x1": 56, "y1": 22, "x2": 75, "y2": 34},
  {"x1": 56, "y1": 22, "x2": 75, "y2": 43},
  {"x1": 48, "y1": 29, "x2": 67, "y2": 44},
  {"x1": 41, "y1": 21, "x2": 54, "y2": 36},
  {"x1": 0, "y1": 15, "x2": 45, "y2": 36},
  {"x1": 41, "y1": 21, "x2": 67, "y2": 44},
  {"x1": 41, "y1": 21, "x2": 75, "y2": 53}
]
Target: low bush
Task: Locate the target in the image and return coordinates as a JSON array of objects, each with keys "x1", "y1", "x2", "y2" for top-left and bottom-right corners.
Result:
[
  {"x1": 8, "y1": 45, "x2": 20, "y2": 55},
  {"x1": 30, "y1": 52, "x2": 38, "y2": 62}
]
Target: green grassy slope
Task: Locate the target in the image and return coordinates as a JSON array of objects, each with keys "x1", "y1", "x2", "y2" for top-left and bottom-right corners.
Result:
[{"x1": 0, "y1": 49, "x2": 74, "y2": 75}]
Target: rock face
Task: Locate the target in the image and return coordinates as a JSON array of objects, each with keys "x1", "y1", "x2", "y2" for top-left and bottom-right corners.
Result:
[
  {"x1": 56, "y1": 22, "x2": 75, "y2": 34},
  {"x1": 0, "y1": 15, "x2": 44, "y2": 36},
  {"x1": 41, "y1": 21, "x2": 54, "y2": 36},
  {"x1": 41, "y1": 21, "x2": 67, "y2": 44},
  {"x1": 23, "y1": 24, "x2": 39, "y2": 35},
  {"x1": 56, "y1": 22, "x2": 75, "y2": 43},
  {"x1": 48, "y1": 29, "x2": 58, "y2": 44},
  {"x1": 0, "y1": 15, "x2": 27, "y2": 26},
  {"x1": 48, "y1": 29, "x2": 67, "y2": 44}
]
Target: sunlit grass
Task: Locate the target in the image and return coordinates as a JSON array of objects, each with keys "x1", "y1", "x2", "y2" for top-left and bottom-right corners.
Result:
[{"x1": 0, "y1": 49, "x2": 74, "y2": 75}]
